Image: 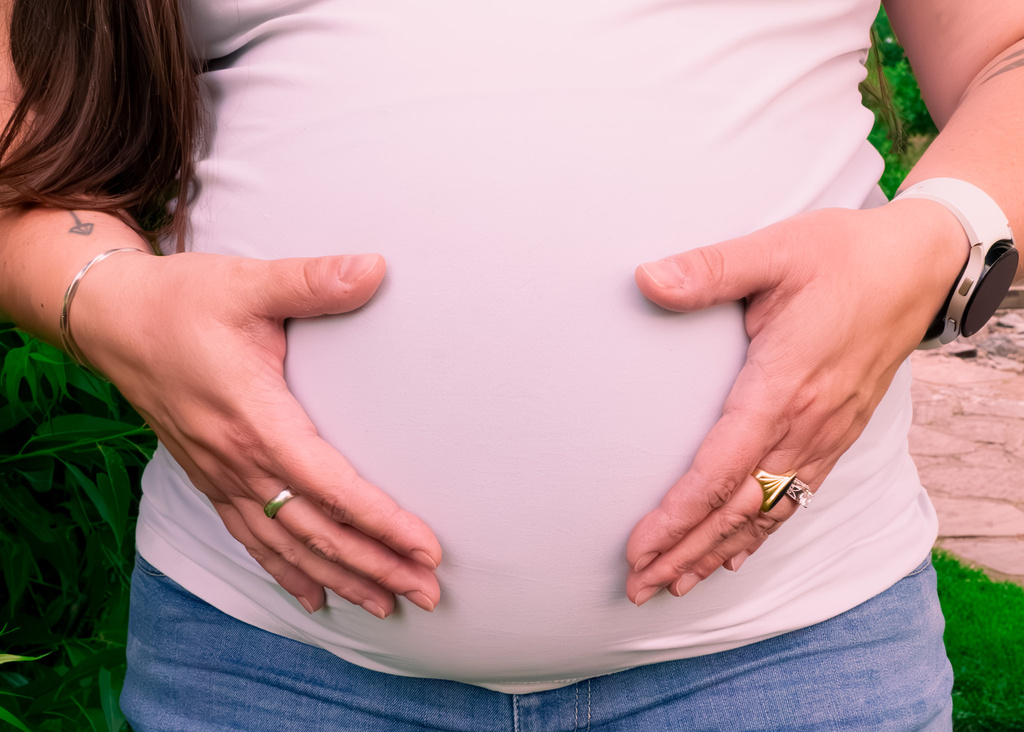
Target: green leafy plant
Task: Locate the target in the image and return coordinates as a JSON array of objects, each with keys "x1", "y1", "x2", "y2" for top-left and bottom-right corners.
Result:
[{"x1": 1, "y1": 324, "x2": 154, "y2": 731}]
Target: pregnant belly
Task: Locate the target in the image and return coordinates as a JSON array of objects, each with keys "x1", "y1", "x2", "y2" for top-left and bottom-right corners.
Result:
[{"x1": 274, "y1": 98, "x2": 751, "y2": 686}]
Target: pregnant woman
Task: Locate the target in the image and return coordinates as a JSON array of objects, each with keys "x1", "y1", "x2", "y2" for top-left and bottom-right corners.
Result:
[{"x1": 2, "y1": 0, "x2": 1022, "y2": 728}]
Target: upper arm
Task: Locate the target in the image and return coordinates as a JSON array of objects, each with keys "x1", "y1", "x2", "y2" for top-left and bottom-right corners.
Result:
[
  {"x1": 0, "y1": 0, "x2": 18, "y2": 131},
  {"x1": 883, "y1": 0, "x2": 1024, "y2": 126}
]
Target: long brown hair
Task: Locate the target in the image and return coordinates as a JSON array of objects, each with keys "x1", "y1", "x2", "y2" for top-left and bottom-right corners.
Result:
[{"x1": 0, "y1": 0, "x2": 201, "y2": 247}]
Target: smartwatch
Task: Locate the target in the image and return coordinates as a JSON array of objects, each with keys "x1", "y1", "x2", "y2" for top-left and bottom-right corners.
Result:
[{"x1": 894, "y1": 178, "x2": 1018, "y2": 350}]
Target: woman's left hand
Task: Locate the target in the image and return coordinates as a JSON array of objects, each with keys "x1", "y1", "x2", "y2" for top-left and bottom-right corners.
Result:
[{"x1": 624, "y1": 199, "x2": 967, "y2": 605}]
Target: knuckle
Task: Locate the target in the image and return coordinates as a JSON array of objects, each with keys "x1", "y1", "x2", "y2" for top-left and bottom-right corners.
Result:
[
  {"x1": 369, "y1": 559, "x2": 404, "y2": 588},
  {"x1": 221, "y1": 420, "x2": 267, "y2": 461},
  {"x1": 245, "y1": 544, "x2": 270, "y2": 566},
  {"x1": 695, "y1": 246, "x2": 728, "y2": 289},
  {"x1": 704, "y1": 480, "x2": 734, "y2": 512},
  {"x1": 712, "y1": 510, "x2": 752, "y2": 543},
  {"x1": 667, "y1": 558, "x2": 710, "y2": 581},
  {"x1": 305, "y1": 538, "x2": 335, "y2": 562},
  {"x1": 277, "y1": 545, "x2": 305, "y2": 567},
  {"x1": 299, "y1": 259, "x2": 325, "y2": 301},
  {"x1": 790, "y1": 384, "x2": 824, "y2": 420},
  {"x1": 325, "y1": 500, "x2": 356, "y2": 526},
  {"x1": 372, "y1": 520, "x2": 401, "y2": 550},
  {"x1": 651, "y1": 507, "x2": 692, "y2": 541},
  {"x1": 691, "y1": 467, "x2": 738, "y2": 512},
  {"x1": 669, "y1": 560, "x2": 696, "y2": 576}
]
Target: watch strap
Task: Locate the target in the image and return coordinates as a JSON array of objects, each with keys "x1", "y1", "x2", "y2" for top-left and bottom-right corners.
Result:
[
  {"x1": 895, "y1": 178, "x2": 1013, "y2": 247},
  {"x1": 894, "y1": 178, "x2": 1015, "y2": 348}
]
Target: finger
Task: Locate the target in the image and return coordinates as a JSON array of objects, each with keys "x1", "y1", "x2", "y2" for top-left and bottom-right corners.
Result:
[
  {"x1": 627, "y1": 475, "x2": 776, "y2": 603},
  {"x1": 723, "y1": 501, "x2": 789, "y2": 571},
  {"x1": 208, "y1": 500, "x2": 328, "y2": 612},
  {"x1": 269, "y1": 495, "x2": 441, "y2": 612},
  {"x1": 265, "y1": 430, "x2": 444, "y2": 570},
  {"x1": 244, "y1": 253, "x2": 387, "y2": 320},
  {"x1": 156, "y1": 415, "x2": 442, "y2": 606},
  {"x1": 157, "y1": 426, "x2": 417, "y2": 616},
  {"x1": 722, "y1": 551, "x2": 749, "y2": 572},
  {"x1": 224, "y1": 502, "x2": 399, "y2": 618},
  {"x1": 624, "y1": 326, "x2": 870, "y2": 574},
  {"x1": 147, "y1": 428, "x2": 335, "y2": 612},
  {"x1": 625, "y1": 403, "x2": 784, "y2": 572},
  {"x1": 153, "y1": 378, "x2": 444, "y2": 572},
  {"x1": 635, "y1": 226, "x2": 787, "y2": 312}
]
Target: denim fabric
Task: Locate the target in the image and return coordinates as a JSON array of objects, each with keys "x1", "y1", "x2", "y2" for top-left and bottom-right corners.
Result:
[{"x1": 122, "y1": 554, "x2": 952, "y2": 731}]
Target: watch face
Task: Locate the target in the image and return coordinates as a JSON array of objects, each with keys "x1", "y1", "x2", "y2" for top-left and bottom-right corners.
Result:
[{"x1": 962, "y1": 244, "x2": 1019, "y2": 337}]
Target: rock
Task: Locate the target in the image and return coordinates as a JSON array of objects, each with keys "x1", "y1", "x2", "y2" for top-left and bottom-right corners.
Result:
[
  {"x1": 937, "y1": 538, "x2": 1024, "y2": 576},
  {"x1": 975, "y1": 334, "x2": 1024, "y2": 360},
  {"x1": 945, "y1": 341, "x2": 979, "y2": 358},
  {"x1": 931, "y1": 496, "x2": 1024, "y2": 538}
]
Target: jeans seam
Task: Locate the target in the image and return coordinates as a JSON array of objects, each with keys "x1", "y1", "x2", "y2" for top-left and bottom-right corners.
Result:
[
  {"x1": 902, "y1": 555, "x2": 932, "y2": 579},
  {"x1": 513, "y1": 694, "x2": 520, "y2": 732},
  {"x1": 586, "y1": 679, "x2": 592, "y2": 731}
]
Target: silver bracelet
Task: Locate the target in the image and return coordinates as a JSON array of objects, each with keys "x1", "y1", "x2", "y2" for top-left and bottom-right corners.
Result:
[{"x1": 59, "y1": 248, "x2": 145, "y2": 376}]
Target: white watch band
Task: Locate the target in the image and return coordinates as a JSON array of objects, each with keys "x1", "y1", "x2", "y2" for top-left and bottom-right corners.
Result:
[
  {"x1": 896, "y1": 178, "x2": 1013, "y2": 247},
  {"x1": 894, "y1": 178, "x2": 1015, "y2": 348}
]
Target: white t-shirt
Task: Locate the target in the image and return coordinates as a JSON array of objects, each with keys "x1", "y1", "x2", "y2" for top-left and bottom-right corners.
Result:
[{"x1": 138, "y1": 0, "x2": 937, "y2": 692}]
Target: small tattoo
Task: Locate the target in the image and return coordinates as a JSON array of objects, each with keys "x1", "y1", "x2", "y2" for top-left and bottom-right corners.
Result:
[
  {"x1": 984, "y1": 49, "x2": 1024, "y2": 84},
  {"x1": 68, "y1": 211, "x2": 94, "y2": 236}
]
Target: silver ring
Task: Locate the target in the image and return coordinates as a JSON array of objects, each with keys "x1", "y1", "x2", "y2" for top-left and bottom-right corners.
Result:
[
  {"x1": 753, "y1": 470, "x2": 814, "y2": 512},
  {"x1": 264, "y1": 488, "x2": 296, "y2": 519}
]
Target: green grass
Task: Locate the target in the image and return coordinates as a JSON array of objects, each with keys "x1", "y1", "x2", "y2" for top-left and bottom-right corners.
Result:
[{"x1": 934, "y1": 551, "x2": 1024, "y2": 731}]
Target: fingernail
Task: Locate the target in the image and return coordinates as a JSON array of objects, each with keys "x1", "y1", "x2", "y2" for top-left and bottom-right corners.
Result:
[
  {"x1": 634, "y1": 585, "x2": 659, "y2": 607},
  {"x1": 346, "y1": 253, "x2": 382, "y2": 280},
  {"x1": 297, "y1": 596, "x2": 317, "y2": 614},
  {"x1": 410, "y1": 549, "x2": 438, "y2": 569},
  {"x1": 405, "y1": 590, "x2": 436, "y2": 612},
  {"x1": 639, "y1": 260, "x2": 685, "y2": 288},
  {"x1": 633, "y1": 551, "x2": 659, "y2": 573},
  {"x1": 671, "y1": 574, "x2": 700, "y2": 597},
  {"x1": 726, "y1": 552, "x2": 750, "y2": 573},
  {"x1": 360, "y1": 600, "x2": 388, "y2": 619}
]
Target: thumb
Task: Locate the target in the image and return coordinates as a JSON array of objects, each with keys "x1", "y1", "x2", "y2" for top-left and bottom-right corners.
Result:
[
  {"x1": 249, "y1": 253, "x2": 386, "y2": 319},
  {"x1": 636, "y1": 230, "x2": 780, "y2": 312}
]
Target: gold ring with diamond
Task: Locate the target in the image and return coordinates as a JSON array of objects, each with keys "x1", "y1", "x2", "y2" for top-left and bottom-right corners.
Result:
[{"x1": 753, "y1": 470, "x2": 813, "y2": 512}]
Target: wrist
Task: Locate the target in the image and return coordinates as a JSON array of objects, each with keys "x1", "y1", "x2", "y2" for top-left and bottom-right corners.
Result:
[
  {"x1": 893, "y1": 178, "x2": 1018, "y2": 348},
  {"x1": 67, "y1": 246, "x2": 161, "y2": 377},
  {"x1": 60, "y1": 248, "x2": 149, "y2": 375},
  {"x1": 0, "y1": 208, "x2": 151, "y2": 341},
  {"x1": 882, "y1": 196, "x2": 972, "y2": 319}
]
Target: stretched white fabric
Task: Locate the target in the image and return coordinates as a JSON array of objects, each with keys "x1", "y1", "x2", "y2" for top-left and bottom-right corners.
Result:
[{"x1": 137, "y1": 0, "x2": 938, "y2": 691}]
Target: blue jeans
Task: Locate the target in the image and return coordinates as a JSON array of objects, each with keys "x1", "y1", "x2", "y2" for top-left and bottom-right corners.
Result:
[{"x1": 121, "y1": 554, "x2": 952, "y2": 731}]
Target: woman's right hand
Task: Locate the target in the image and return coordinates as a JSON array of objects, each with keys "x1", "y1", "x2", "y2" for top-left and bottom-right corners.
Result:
[{"x1": 71, "y1": 241, "x2": 442, "y2": 619}]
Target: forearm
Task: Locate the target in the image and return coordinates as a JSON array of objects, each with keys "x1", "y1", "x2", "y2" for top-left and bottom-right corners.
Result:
[{"x1": 0, "y1": 208, "x2": 151, "y2": 345}]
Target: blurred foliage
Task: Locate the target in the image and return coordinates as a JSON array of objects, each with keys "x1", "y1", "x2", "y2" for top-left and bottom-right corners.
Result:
[
  {"x1": 862, "y1": 7, "x2": 937, "y2": 198},
  {"x1": 0, "y1": 325, "x2": 154, "y2": 731}
]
